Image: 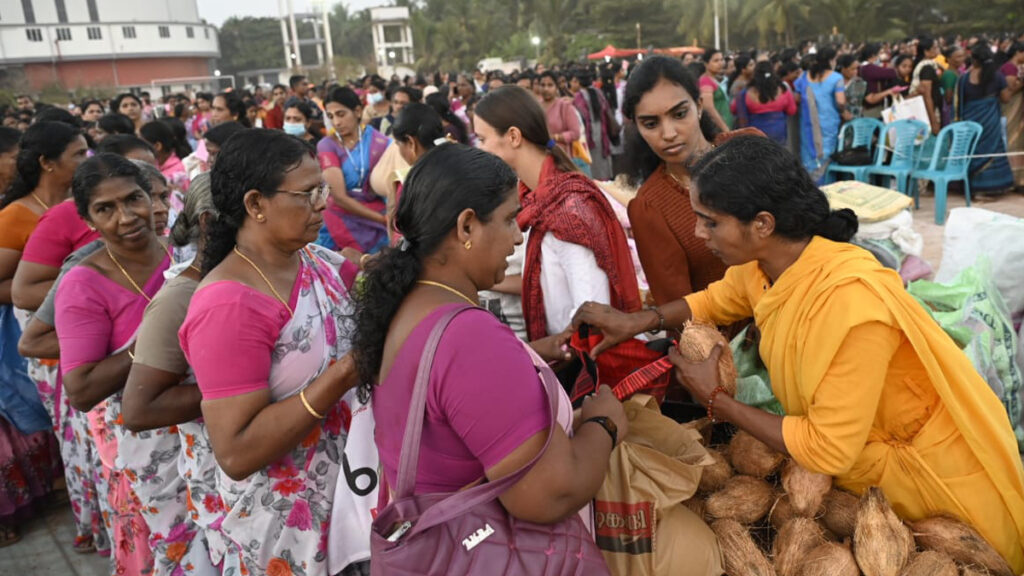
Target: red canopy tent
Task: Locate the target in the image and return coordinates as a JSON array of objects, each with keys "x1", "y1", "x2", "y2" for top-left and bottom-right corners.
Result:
[{"x1": 587, "y1": 44, "x2": 645, "y2": 60}]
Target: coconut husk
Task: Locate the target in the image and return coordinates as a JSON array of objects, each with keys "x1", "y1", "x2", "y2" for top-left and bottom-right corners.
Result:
[
  {"x1": 781, "y1": 460, "x2": 832, "y2": 517},
  {"x1": 728, "y1": 430, "x2": 785, "y2": 478},
  {"x1": 706, "y1": 475, "x2": 776, "y2": 524},
  {"x1": 796, "y1": 542, "x2": 860, "y2": 576},
  {"x1": 769, "y1": 494, "x2": 799, "y2": 531},
  {"x1": 711, "y1": 519, "x2": 777, "y2": 576},
  {"x1": 909, "y1": 516, "x2": 1013, "y2": 576},
  {"x1": 677, "y1": 321, "x2": 737, "y2": 396},
  {"x1": 960, "y1": 566, "x2": 992, "y2": 576},
  {"x1": 774, "y1": 518, "x2": 829, "y2": 576},
  {"x1": 853, "y1": 487, "x2": 914, "y2": 576},
  {"x1": 698, "y1": 448, "x2": 734, "y2": 493},
  {"x1": 683, "y1": 497, "x2": 708, "y2": 521},
  {"x1": 899, "y1": 551, "x2": 958, "y2": 576},
  {"x1": 822, "y1": 489, "x2": 859, "y2": 539}
]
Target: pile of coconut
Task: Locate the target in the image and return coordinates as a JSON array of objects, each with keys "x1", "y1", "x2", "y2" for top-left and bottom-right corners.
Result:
[{"x1": 677, "y1": 322, "x2": 1013, "y2": 576}]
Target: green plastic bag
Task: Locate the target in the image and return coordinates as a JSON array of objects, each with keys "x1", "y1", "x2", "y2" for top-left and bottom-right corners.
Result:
[
  {"x1": 729, "y1": 326, "x2": 784, "y2": 416},
  {"x1": 908, "y1": 258, "x2": 1024, "y2": 448}
]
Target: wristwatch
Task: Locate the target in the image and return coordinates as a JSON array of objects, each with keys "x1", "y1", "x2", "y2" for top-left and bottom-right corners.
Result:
[{"x1": 583, "y1": 416, "x2": 618, "y2": 448}]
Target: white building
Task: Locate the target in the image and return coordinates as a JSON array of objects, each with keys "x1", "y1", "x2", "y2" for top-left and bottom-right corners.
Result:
[
  {"x1": 370, "y1": 6, "x2": 413, "y2": 76},
  {"x1": 0, "y1": 0, "x2": 219, "y2": 94}
]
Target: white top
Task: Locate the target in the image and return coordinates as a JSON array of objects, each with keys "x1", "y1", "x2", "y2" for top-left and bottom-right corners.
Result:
[{"x1": 538, "y1": 234, "x2": 610, "y2": 335}]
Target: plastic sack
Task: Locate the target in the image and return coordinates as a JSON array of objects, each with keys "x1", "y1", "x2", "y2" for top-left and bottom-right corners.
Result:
[
  {"x1": 729, "y1": 326, "x2": 785, "y2": 416},
  {"x1": 908, "y1": 259, "x2": 1024, "y2": 447},
  {"x1": 595, "y1": 394, "x2": 723, "y2": 576},
  {"x1": 821, "y1": 181, "x2": 914, "y2": 223},
  {"x1": 0, "y1": 305, "x2": 52, "y2": 434},
  {"x1": 936, "y1": 207, "x2": 1024, "y2": 326}
]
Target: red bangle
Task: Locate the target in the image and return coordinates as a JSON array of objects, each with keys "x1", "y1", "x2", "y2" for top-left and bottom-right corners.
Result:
[{"x1": 707, "y1": 385, "x2": 727, "y2": 423}]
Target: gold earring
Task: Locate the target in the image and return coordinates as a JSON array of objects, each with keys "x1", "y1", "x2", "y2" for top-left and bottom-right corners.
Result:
[
  {"x1": 46, "y1": 168, "x2": 53, "y2": 173},
  {"x1": 464, "y1": 240, "x2": 472, "y2": 250},
  {"x1": 256, "y1": 214, "x2": 266, "y2": 222}
]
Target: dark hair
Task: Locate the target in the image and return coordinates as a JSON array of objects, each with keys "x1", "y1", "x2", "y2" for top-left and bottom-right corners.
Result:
[
  {"x1": 836, "y1": 54, "x2": 858, "y2": 72},
  {"x1": 860, "y1": 43, "x2": 882, "y2": 62},
  {"x1": 369, "y1": 77, "x2": 388, "y2": 92},
  {"x1": 98, "y1": 113, "x2": 135, "y2": 136},
  {"x1": 112, "y1": 93, "x2": 143, "y2": 114},
  {"x1": 34, "y1": 106, "x2": 79, "y2": 126},
  {"x1": 289, "y1": 75, "x2": 307, "y2": 90},
  {"x1": 71, "y1": 153, "x2": 152, "y2": 219},
  {"x1": 892, "y1": 54, "x2": 913, "y2": 79},
  {"x1": 970, "y1": 41, "x2": 998, "y2": 89},
  {"x1": 621, "y1": 55, "x2": 721, "y2": 184},
  {"x1": 691, "y1": 136, "x2": 857, "y2": 243},
  {"x1": 0, "y1": 126, "x2": 19, "y2": 155},
  {"x1": 158, "y1": 117, "x2": 192, "y2": 159},
  {"x1": 325, "y1": 86, "x2": 362, "y2": 111},
  {"x1": 216, "y1": 92, "x2": 251, "y2": 127},
  {"x1": 352, "y1": 144, "x2": 518, "y2": 395},
  {"x1": 196, "y1": 92, "x2": 214, "y2": 104},
  {"x1": 140, "y1": 121, "x2": 182, "y2": 161},
  {"x1": 728, "y1": 54, "x2": 753, "y2": 89},
  {"x1": 392, "y1": 103, "x2": 445, "y2": 151},
  {"x1": 96, "y1": 134, "x2": 155, "y2": 158},
  {"x1": 285, "y1": 100, "x2": 315, "y2": 122},
  {"x1": 272, "y1": 83, "x2": 287, "y2": 93},
  {"x1": 703, "y1": 48, "x2": 722, "y2": 65},
  {"x1": 204, "y1": 121, "x2": 247, "y2": 147},
  {"x1": 393, "y1": 86, "x2": 423, "y2": 103},
  {"x1": 3, "y1": 121, "x2": 81, "y2": 209},
  {"x1": 749, "y1": 61, "x2": 780, "y2": 103},
  {"x1": 424, "y1": 93, "x2": 468, "y2": 144},
  {"x1": 538, "y1": 70, "x2": 558, "y2": 84},
  {"x1": 809, "y1": 47, "x2": 837, "y2": 78},
  {"x1": 81, "y1": 100, "x2": 104, "y2": 114},
  {"x1": 204, "y1": 129, "x2": 315, "y2": 274},
  {"x1": 474, "y1": 85, "x2": 578, "y2": 173},
  {"x1": 915, "y1": 36, "x2": 936, "y2": 65}
]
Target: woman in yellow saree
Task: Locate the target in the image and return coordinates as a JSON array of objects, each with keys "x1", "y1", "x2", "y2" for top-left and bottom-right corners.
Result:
[{"x1": 572, "y1": 135, "x2": 1024, "y2": 572}]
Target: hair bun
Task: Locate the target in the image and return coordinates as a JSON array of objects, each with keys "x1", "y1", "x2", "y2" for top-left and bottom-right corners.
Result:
[{"x1": 816, "y1": 208, "x2": 859, "y2": 242}]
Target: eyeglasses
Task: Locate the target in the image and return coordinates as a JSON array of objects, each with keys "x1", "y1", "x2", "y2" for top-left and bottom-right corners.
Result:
[{"x1": 275, "y1": 182, "x2": 329, "y2": 207}]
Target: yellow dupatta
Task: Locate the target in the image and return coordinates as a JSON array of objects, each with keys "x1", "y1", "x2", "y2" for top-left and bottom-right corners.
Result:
[{"x1": 753, "y1": 237, "x2": 1024, "y2": 569}]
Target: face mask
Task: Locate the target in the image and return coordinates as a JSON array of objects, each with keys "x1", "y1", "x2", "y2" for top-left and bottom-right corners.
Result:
[
  {"x1": 367, "y1": 92, "x2": 384, "y2": 105},
  {"x1": 283, "y1": 122, "x2": 307, "y2": 136}
]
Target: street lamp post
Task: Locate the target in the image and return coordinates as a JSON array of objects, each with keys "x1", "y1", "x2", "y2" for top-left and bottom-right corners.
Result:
[{"x1": 531, "y1": 35, "x2": 541, "y2": 60}]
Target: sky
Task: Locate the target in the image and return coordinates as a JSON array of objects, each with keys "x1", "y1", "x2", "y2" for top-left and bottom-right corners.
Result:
[{"x1": 196, "y1": 0, "x2": 381, "y2": 27}]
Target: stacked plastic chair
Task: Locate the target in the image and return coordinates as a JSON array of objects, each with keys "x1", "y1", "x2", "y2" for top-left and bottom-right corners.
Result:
[
  {"x1": 824, "y1": 118, "x2": 885, "y2": 183},
  {"x1": 863, "y1": 119, "x2": 930, "y2": 195},
  {"x1": 908, "y1": 121, "x2": 983, "y2": 224}
]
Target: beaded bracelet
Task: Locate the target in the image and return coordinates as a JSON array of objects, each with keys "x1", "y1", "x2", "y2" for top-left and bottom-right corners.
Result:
[
  {"x1": 707, "y1": 385, "x2": 727, "y2": 423},
  {"x1": 647, "y1": 306, "x2": 665, "y2": 334}
]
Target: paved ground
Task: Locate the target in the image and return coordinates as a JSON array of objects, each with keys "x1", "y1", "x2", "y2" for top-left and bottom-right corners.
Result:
[{"x1": 3, "y1": 190, "x2": 1022, "y2": 576}]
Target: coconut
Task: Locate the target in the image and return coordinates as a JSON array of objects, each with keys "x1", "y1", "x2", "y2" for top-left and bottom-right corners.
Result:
[
  {"x1": 773, "y1": 518, "x2": 828, "y2": 576},
  {"x1": 769, "y1": 494, "x2": 799, "y2": 531},
  {"x1": 853, "y1": 487, "x2": 914, "y2": 576},
  {"x1": 729, "y1": 430, "x2": 786, "y2": 478},
  {"x1": 677, "y1": 321, "x2": 738, "y2": 396},
  {"x1": 781, "y1": 460, "x2": 832, "y2": 517},
  {"x1": 909, "y1": 516, "x2": 1013, "y2": 576},
  {"x1": 698, "y1": 448, "x2": 734, "y2": 493},
  {"x1": 822, "y1": 489, "x2": 859, "y2": 539},
  {"x1": 796, "y1": 542, "x2": 860, "y2": 576},
  {"x1": 711, "y1": 519, "x2": 777, "y2": 576},
  {"x1": 706, "y1": 475, "x2": 776, "y2": 524},
  {"x1": 899, "y1": 551, "x2": 958, "y2": 576},
  {"x1": 683, "y1": 497, "x2": 707, "y2": 521}
]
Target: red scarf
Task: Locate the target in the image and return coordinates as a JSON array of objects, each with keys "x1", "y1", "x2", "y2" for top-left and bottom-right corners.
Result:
[{"x1": 518, "y1": 156, "x2": 642, "y2": 340}]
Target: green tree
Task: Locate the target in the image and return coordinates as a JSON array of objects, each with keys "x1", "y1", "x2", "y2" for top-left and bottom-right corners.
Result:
[
  {"x1": 218, "y1": 17, "x2": 284, "y2": 75},
  {"x1": 330, "y1": 3, "x2": 373, "y2": 66}
]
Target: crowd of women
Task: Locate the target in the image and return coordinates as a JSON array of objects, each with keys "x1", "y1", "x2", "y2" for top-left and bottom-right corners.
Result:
[{"x1": 0, "y1": 28, "x2": 1023, "y2": 576}]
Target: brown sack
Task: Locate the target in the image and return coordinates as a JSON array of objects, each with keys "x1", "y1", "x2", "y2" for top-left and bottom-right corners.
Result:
[{"x1": 595, "y1": 394, "x2": 721, "y2": 576}]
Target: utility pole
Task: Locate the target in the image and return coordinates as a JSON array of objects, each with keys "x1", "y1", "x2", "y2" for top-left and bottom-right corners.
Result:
[
  {"x1": 713, "y1": 0, "x2": 720, "y2": 50},
  {"x1": 278, "y1": 0, "x2": 291, "y2": 70},
  {"x1": 723, "y1": 0, "x2": 729, "y2": 52},
  {"x1": 322, "y1": 0, "x2": 335, "y2": 80},
  {"x1": 288, "y1": 0, "x2": 302, "y2": 68},
  {"x1": 636, "y1": 22, "x2": 641, "y2": 50}
]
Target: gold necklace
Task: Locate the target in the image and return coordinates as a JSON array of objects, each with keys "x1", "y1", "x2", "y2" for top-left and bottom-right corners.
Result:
[
  {"x1": 107, "y1": 246, "x2": 154, "y2": 303},
  {"x1": 416, "y1": 280, "x2": 479, "y2": 307},
  {"x1": 31, "y1": 193, "x2": 50, "y2": 210},
  {"x1": 667, "y1": 170, "x2": 689, "y2": 190},
  {"x1": 233, "y1": 247, "x2": 294, "y2": 317}
]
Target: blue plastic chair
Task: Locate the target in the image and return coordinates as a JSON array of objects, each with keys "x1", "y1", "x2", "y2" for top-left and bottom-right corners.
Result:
[
  {"x1": 824, "y1": 118, "x2": 885, "y2": 183},
  {"x1": 863, "y1": 119, "x2": 929, "y2": 195},
  {"x1": 908, "y1": 121, "x2": 983, "y2": 225}
]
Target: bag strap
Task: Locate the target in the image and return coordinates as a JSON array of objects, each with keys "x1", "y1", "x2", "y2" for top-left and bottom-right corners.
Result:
[{"x1": 394, "y1": 309, "x2": 564, "y2": 538}]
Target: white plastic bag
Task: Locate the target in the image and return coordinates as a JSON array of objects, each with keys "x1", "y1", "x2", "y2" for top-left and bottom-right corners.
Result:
[{"x1": 936, "y1": 207, "x2": 1024, "y2": 326}]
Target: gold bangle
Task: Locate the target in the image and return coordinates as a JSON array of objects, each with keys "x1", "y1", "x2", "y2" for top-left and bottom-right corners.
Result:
[
  {"x1": 127, "y1": 350, "x2": 135, "y2": 360},
  {"x1": 359, "y1": 253, "x2": 371, "y2": 269},
  {"x1": 299, "y1": 388, "x2": 325, "y2": 419}
]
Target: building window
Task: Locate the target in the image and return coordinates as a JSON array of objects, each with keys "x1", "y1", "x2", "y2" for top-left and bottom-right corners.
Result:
[
  {"x1": 122, "y1": 25, "x2": 136, "y2": 39},
  {"x1": 383, "y1": 24, "x2": 403, "y2": 44},
  {"x1": 54, "y1": 0, "x2": 67, "y2": 23},
  {"x1": 25, "y1": 28, "x2": 42, "y2": 42},
  {"x1": 86, "y1": 0, "x2": 99, "y2": 22},
  {"x1": 159, "y1": 25, "x2": 170, "y2": 38},
  {"x1": 55, "y1": 27, "x2": 71, "y2": 41},
  {"x1": 87, "y1": 26, "x2": 101, "y2": 40},
  {"x1": 21, "y1": 0, "x2": 35, "y2": 24},
  {"x1": 186, "y1": 26, "x2": 194, "y2": 39}
]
